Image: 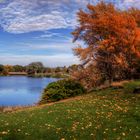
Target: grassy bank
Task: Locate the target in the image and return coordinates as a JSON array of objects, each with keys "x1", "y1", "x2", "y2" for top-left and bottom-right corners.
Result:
[{"x1": 0, "y1": 81, "x2": 140, "y2": 140}]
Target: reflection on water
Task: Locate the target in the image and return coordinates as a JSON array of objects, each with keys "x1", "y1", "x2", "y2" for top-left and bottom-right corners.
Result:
[{"x1": 0, "y1": 76, "x2": 58, "y2": 106}]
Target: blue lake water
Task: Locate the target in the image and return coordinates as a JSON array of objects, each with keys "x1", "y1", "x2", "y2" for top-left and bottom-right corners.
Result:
[{"x1": 0, "y1": 76, "x2": 58, "y2": 106}]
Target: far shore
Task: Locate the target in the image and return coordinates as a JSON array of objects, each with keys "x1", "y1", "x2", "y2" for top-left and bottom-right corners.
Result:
[{"x1": 0, "y1": 72, "x2": 70, "y2": 78}]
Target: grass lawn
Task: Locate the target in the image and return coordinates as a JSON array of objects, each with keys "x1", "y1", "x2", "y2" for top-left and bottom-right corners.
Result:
[{"x1": 0, "y1": 81, "x2": 140, "y2": 140}]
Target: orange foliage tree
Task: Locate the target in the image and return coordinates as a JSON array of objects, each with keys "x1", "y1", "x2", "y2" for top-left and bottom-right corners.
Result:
[{"x1": 72, "y1": 2, "x2": 140, "y2": 88}]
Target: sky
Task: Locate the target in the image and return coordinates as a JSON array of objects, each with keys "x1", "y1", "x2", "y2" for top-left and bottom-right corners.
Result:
[{"x1": 0, "y1": 0, "x2": 140, "y2": 67}]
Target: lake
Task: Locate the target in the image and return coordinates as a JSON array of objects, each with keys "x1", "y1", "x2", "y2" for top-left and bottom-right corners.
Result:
[{"x1": 0, "y1": 76, "x2": 58, "y2": 106}]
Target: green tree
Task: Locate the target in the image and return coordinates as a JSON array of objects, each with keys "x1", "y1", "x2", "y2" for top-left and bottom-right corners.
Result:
[
  {"x1": 27, "y1": 62, "x2": 44, "y2": 75},
  {"x1": 13, "y1": 65, "x2": 25, "y2": 72},
  {"x1": 55, "y1": 67, "x2": 61, "y2": 73},
  {"x1": 0, "y1": 64, "x2": 4, "y2": 73}
]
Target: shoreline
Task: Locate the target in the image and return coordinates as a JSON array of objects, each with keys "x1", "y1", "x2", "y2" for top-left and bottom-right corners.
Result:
[
  {"x1": 0, "y1": 73, "x2": 69, "y2": 78},
  {"x1": 0, "y1": 95, "x2": 83, "y2": 113}
]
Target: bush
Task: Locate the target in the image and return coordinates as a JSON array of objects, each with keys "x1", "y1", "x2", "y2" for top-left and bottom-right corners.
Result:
[{"x1": 39, "y1": 79, "x2": 86, "y2": 104}]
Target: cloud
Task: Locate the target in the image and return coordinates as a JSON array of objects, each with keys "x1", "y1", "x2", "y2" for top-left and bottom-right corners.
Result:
[
  {"x1": 38, "y1": 31, "x2": 61, "y2": 38},
  {"x1": 0, "y1": 0, "x2": 88, "y2": 33},
  {"x1": 0, "y1": 54, "x2": 80, "y2": 67},
  {"x1": 121, "y1": 0, "x2": 140, "y2": 9},
  {"x1": 17, "y1": 42, "x2": 74, "y2": 54},
  {"x1": 35, "y1": 31, "x2": 71, "y2": 41},
  {"x1": 14, "y1": 34, "x2": 75, "y2": 55},
  {"x1": 0, "y1": 0, "x2": 139, "y2": 34}
]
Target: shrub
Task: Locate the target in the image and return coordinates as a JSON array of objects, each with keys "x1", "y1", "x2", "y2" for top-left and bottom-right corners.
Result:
[{"x1": 39, "y1": 79, "x2": 86, "y2": 104}]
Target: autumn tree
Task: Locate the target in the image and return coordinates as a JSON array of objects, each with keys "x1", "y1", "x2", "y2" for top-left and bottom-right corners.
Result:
[
  {"x1": 72, "y1": 65, "x2": 102, "y2": 90},
  {"x1": 72, "y1": 2, "x2": 140, "y2": 88},
  {"x1": 4, "y1": 65, "x2": 13, "y2": 73}
]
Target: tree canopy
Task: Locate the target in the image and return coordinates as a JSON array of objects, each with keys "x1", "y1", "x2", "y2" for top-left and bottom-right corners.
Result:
[
  {"x1": 26, "y1": 62, "x2": 44, "y2": 75},
  {"x1": 72, "y1": 2, "x2": 140, "y2": 88}
]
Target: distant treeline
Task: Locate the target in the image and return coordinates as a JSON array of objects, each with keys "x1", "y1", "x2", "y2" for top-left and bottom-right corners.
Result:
[{"x1": 0, "y1": 62, "x2": 79, "y2": 78}]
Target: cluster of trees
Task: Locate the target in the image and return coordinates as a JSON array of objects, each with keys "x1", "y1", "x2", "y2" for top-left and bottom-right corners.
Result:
[
  {"x1": 26, "y1": 63, "x2": 79, "y2": 76},
  {"x1": 0, "y1": 62, "x2": 79, "y2": 77},
  {"x1": 0, "y1": 64, "x2": 25, "y2": 75},
  {"x1": 72, "y1": 2, "x2": 140, "y2": 89}
]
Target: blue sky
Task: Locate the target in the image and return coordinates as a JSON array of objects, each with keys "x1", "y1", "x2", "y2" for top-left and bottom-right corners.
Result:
[{"x1": 0, "y1": 0, "x2": 140, "y2": 67}]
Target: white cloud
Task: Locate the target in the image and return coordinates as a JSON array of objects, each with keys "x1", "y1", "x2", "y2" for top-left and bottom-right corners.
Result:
[
  {"x1": 17, "y1": 42, "x2": 74, "y2": 54},
  {"x1": 122, "y1": 0, "x2": 140, "y2": 9},
  {"x1": 0, "y1": 0, "x2": 139, "y2": 33},
  {"x1": 38, "y1": 31, "x2": 61, "y2": 38},
  {"x1": 35, "y1": 31, "x2": 71, "y2": 41},
  {"x1": 0, "y1": 54, "x2": 80, "y2": 67},
  {"x1": 0, "y1": 0, "x2": 89, "y2": 33},
  {"x1": 15, "y1": 36, "x2": 75, "y2": 54}
]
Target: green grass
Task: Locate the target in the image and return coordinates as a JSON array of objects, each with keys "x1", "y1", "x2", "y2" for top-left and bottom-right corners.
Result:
[{"x1": 0, "y1": 81, "x2": 140, "y2": 140}]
